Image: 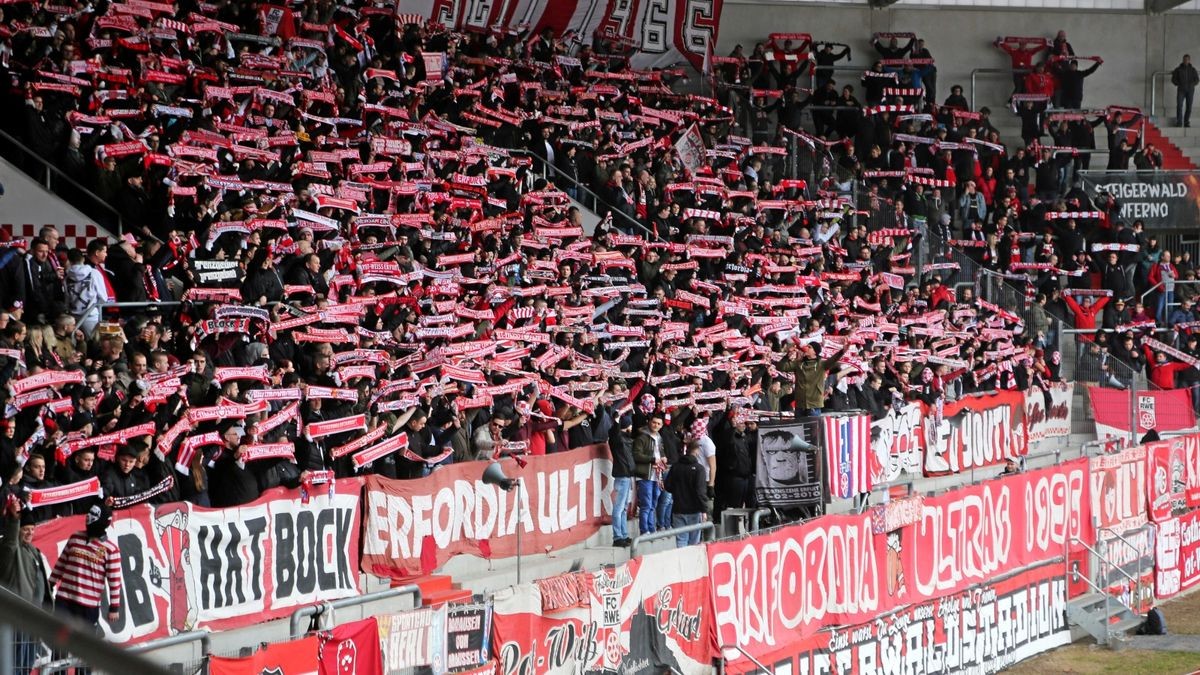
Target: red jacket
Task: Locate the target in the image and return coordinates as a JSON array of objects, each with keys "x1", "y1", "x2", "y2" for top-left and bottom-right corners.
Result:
[
  {"x1": 1064, "y1": 295, "x2": 1109, "y2": 337},
  {"x1": 1024, "y1": 72, "x2": 1056, "y2": 97},
  {"x1": 1148, "y1": 261, "x2": 1179, "y2": 289}
]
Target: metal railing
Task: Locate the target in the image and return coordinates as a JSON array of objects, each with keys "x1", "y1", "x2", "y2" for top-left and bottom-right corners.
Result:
[
  {"x1": 0, "y1": 587, "x2": 169, "y2": 675},
  {"x1": 970, "y1": 67, "x2": 1029, "y2": 111},
  {"x1": 0, "y1": 127, "x2": 124, "y2": 235},
  {"x1": 524, "y1": 152, "x2": 659, "y2": 240},
  {"x1": 719, "y1": 643, "x2": 776, "y2": 675},
  {"x1": 288, "y1": 584, "x2": 422, "y2": 639},
  {"x1": 129, "y1": 631, "x2": 212, "y2": 657},
  {"x1": 630, "y1": 521, "x2": 714, "y2": 557},
  {"x1": 1149, "y1": 70, "x2": 1174, "y2": 120},
  {"x1": 1068, "y1": 534, "x2": 1144, "y2": 646}
]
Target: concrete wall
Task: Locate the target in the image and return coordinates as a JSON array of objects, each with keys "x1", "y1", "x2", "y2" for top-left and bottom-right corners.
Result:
[
  {"x1": 0, "y1": 154, "x2": 99, "y2": 229},
  {"x1": 719, "y1": 2, "x2": 1199, "y2": 116}
]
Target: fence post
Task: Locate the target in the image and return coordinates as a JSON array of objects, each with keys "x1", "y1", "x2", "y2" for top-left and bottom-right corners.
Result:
[{"x1": 0, "y1": 624, "x2": 13, "y2": 675}]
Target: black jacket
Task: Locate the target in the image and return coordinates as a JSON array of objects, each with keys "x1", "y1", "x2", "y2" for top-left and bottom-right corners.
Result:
[
  {"x1": 609, "y1": 425, "x2": 636, "y2": 479},
  {"x1": 716, "y1": 428, "x2": 754, "y2": 480},
  {"x1": 664, "y1": 454, "x2": 710, "y2": 515},
  {"x1": 209, "y1": 449, "x2": 261, "y2": 507}
]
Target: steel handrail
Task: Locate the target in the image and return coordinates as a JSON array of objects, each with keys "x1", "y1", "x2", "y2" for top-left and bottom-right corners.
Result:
[
  {"x1": 288, "y1": 584, "x2": 422, "y2": 639},
  {"x1": 1141, "y1": 281, "x2": 1164, "y2": 306},
  {"x1": 969, "y1": 66, "x2": 1030, "y2": 111},
  {"x1": 630, "y1": 521, "x2": 714, "y2": 557},
  {"x1": 523, "y1": 152, "x2": 660, "y2": 241},
  {"x1": 0, "y1": 127, "x2": 124, "y2": 235},
  {"x1": 129, "y1": 630, "x2": 211, "y2": 656},
  {"x1": 1072, "y1": 537, "x2": 1143, "y2": 590},
  {"x1": 719, "y1": 643, "x2": 776, "y2": 675},
  {"x1": 1150, "y1": 70, "x2": 1173, "y2": 120},
  {"x1": 1098, "y1": 525, "x2": 1150, "y2": 570}
]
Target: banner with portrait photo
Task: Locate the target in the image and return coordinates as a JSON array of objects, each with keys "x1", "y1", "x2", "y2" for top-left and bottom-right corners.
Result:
[
  {"x1": 754, "y1": 419, "x2": 823, "y2": 508},
  {"x1": 1090, "y1": 445, "x2": 1148, "y2": 537}
]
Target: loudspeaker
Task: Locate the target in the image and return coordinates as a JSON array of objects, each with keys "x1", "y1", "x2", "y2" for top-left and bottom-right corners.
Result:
[{"x1": 482, "y1": 462, "x2": 515, "y2": 491}]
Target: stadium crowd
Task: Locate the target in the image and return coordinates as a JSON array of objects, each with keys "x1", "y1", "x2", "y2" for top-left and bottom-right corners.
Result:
[{"x1": 0, "y1": 0, "x2": 1195, "y2": 560}]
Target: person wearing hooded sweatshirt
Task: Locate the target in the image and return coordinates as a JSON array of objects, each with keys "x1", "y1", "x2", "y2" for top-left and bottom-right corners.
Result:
[
  {"x1": 49, "y1": 503, "x2": 122, "y2": 632},
  {"x1": 64, "y1": 243, "x2": 113, "y2": 338}
]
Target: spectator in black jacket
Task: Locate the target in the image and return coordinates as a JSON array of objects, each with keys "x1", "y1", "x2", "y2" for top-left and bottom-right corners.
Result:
[
  {"x1": 56, "y1": 447, "x2": 100, "y2": 515},
  {"x1": 209, "y1": 423, "x2": 261, "y2": 508},
  {"x1": 715, "y1": 411, "x2": 755, "y2": 525},
  {"x1": 608, "y1": 414, "x2": 636, "y2": 548},
  {"x1": 664, "y1": 441, "x2": 710, "y2": 548},
  {"x1": 102, "y1": 446, "x2": 148, "y2": 506},
  {"x1": 23, "y1": 239, "x2": 63, "y2": 323},
  {"x1": 1173, "y1": 54, "x2": 1200, "y2": 127},
  {"x1": 19, "y1": 454, "x2": 56, "y2": 523},
  {"x1": 1057, "y1": 59, "x2": 1101, "y2": 109}
]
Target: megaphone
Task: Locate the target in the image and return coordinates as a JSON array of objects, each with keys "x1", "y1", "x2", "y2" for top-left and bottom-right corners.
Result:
[{"x1": 482, "y1": 462, "x2": 516, "y2": 491}]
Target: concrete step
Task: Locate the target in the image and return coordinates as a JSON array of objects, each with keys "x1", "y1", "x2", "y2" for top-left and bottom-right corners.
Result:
[{"x1": 422, "y1": 587, "x2": 475, "y2": 607}]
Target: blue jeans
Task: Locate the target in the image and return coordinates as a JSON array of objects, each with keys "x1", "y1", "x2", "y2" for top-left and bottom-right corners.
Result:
[
  {"x1": 1158, "y1": 290, "x2": 1174, "y2": 323},
  {"x1": 611, "y1": 477, "x2": 632, "y2": 541},
  {"x1": 673, "y1": 513, "x2": 703, "y2": 547},
  {"x1": 656, "y1": 490, "x2": 674, "y2": 531},
  {"x1": 636, "y1": 480, "x2": 660, "y2": 535},
  {"x1": 1179, "y1": 87, "x2": 1195, "y2": 126}
]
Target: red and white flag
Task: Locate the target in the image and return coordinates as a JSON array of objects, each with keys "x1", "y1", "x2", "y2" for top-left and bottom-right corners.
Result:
[{"x1": 823, "y1": 414, "x2": 872, "y2": 499}]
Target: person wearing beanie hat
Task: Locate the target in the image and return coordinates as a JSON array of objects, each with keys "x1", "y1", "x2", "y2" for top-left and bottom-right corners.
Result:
[
  {"x1": 49, "y1": 503, "x2": 122, "y2": 632},
  {"x1": 2, "y1": 494, "x2": 53, "y2": 672}
]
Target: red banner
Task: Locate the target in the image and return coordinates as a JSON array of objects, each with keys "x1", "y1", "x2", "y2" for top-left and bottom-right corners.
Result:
[
  {"x1": 1090, "y1": 445, "x2": 1149, "y2": 536},
  {"x1": 1155, "y1": 508, "x2": 1200, "y2": 600},
  {"x1": 1147, "y1": 434, "x2": 1198, "y2": 522},
  {"x1": 210, "y1": 635, "x2": 318, "y2": 675},
  {"x1": 361, "y1": 444, "x2": 612, "y2": 577},
  {"x1": 1088, "y1": 386, "x2": 1197, "y2": 439},
  {"x1": 318, "y1": 617, "x2": 383, "y2": 675},
  {"x1": 710, "y1": 459, "x2": 1092, "y2": 669},
  {"x1": 493, "y1": 547, "x2": 714, "y2": 675},
  {"x1": 923, "y1": 390, "x2": 1028, "y2": 475}
]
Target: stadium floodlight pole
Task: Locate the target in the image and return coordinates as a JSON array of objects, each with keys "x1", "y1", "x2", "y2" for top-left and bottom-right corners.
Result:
[{"x1": 0, "y1": 587, "x2": 171, "y2": 675}]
